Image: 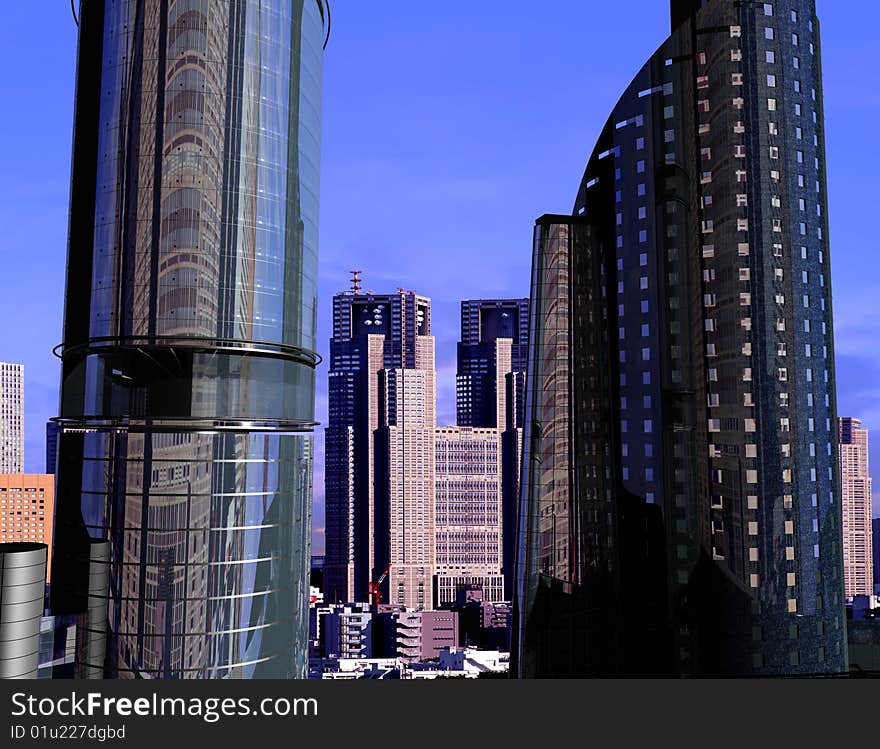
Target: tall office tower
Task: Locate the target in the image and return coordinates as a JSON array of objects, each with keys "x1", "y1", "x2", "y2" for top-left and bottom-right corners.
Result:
[
  {"x1": 515, "y1": 0, "x2": 847, "y2": 676},
  {"x1": 0, "y1": 474, "x2": 55, "y2": 581},
  {"x1": 434, "y1": 427, "x2": 504, "y2": 607},
  {"x1": 456, "y1": 300, "x2": 529, "y2": 599},
  {"x1": 50, "y1": 1, "x2": 328, "y2": 679},
  {"x1": 325, "y1": 288, "x2": 435, "y2": 608},
  {"x1": 457, "y1": 300, "x2": 529, "y2": 429},
  {"x1": 839, "y1": 418, "x2": 873, "y2": 597},
  {"x1": 0, "y1": 363, "x2": 24, "y2": 473},
  {"x1": 45, "y1": 421, "x2": 59, "y2": 475}
]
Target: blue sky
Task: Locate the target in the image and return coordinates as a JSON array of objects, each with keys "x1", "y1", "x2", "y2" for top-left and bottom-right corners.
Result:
[{"x1": 0, "y1": 2, "x2": 877, "y2": 550}]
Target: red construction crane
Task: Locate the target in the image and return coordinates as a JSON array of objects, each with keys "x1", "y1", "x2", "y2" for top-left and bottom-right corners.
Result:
[{"x1": 368, "y1": 563, "x2": 391, "y2": 607}]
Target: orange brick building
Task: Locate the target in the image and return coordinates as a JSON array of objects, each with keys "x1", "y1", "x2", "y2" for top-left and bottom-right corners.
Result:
[{"x1": 0, "y1": 473, "x2": 55, "y2": 581}]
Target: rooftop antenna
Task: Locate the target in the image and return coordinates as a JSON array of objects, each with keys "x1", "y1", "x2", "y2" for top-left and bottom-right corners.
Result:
[{"x1": 350, "y1": 270, "x2": 363, "y2": 294}]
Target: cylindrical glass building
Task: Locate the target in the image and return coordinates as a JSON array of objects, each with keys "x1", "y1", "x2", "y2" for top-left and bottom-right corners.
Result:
[{"x1": 51, "y1": 0, "x2": 327, "y2": 679}]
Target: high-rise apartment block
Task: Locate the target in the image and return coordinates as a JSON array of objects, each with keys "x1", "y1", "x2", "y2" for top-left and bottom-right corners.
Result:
[
  {"x1": 434, "y1": 427, "x2": 504, "y2": 606},
  {"x1": 515, "y1": 0, "x2": 847, "y2": 676},
  {"x1": 325, "y1": 288, "x2": 436, "y2": 609},
  {"x1": 51, "y1": 0, "x2": 328, "y2": 678},
  {"x1": 839, "y1": 418, "x2": 874, "y2": 597},
  {"x1": 456, "y1": 300, "x2": 529, "y2": 598},
  {"x1": 0, "y1": 363, "x2": 24, "y2": 473},
  {"x1": 0, "y1": 474, "x2": 55, "y2": 581}
]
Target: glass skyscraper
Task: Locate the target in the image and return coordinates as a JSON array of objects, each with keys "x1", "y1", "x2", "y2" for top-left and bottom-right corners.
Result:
[
  {"x1": 50, "y1": 0, "x2": 328, "y2": 679},
  {"x1": 515, "y1": 0, "x2": 847, "y2": 676}
]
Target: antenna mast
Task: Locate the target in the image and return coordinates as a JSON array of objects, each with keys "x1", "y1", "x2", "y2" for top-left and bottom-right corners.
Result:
[{"x1": 349, "y1": 270, "x2": 363, "y2": 294}]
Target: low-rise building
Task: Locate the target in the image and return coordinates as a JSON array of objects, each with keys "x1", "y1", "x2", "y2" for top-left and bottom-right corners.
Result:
[{"x1": 316, "y1": 603, "x2": 373, "y2": 659}]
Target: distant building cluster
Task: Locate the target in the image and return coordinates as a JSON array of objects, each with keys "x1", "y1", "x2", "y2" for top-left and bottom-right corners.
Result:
[
  {"x1": 323, "y1": 286, "x2": 527, "y2": 612},
  {"x1": 308, "y1": 586, "x2": 511, "y2": 679}
]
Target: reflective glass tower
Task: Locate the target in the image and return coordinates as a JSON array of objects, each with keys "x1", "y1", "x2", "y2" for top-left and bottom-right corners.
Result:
[
  {"x1": 51, "y1": 0, "x2": 328, "y2": 679},
  {"x1": 515, "y1": 0, "x2": 847, "y2": 676}
]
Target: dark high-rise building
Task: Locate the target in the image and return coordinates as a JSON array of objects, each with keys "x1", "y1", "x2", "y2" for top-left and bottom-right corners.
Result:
[
  {"x1": 50, "y1": 1, "x2": 328, "y2": 679},
  {"x1": 324, "y1": 287, "x2": 435, "y2": 608},
  {"x1": 46, "y1": 421, "x2": 59, "y2": 475},
  {"x1": 457, "y1": 299, "x2": 529, "y2": 430},
  {"x1": 456, "y1": 299, "x2": 529, "y2": 599},
  {"x1": 515, "y1": 0, "x2": 847, "y2": 676}
]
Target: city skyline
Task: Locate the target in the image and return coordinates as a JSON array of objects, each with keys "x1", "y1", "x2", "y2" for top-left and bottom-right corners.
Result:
[{"x1": 1, "y1": 2, "x2": 880, "y2": 564}]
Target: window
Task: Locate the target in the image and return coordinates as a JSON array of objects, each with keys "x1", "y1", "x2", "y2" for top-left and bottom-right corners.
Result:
[
  {"x1": 765, "y1": 27, "x2": 774, "y2": 40},
  {"x1": 766, "y1": 50, "x2": 776, "y2": 63},
  {"x1": 768, "y1": 98, "x2": 777, "y2": 111},
  {"x1": 767, "y1": 74, "x2": 777, "y2": 87},
  {"x1": 763, "y1": 3, "x2": 773, "y2": 15}
]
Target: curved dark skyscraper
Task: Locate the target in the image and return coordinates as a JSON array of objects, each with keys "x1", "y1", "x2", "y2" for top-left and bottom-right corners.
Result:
[
  {"x1": 51, "y1": 0, "x2": 327, "y2": 679},
  {"x1": 515, "y1": 0, "x2": 848, "y2": 676}
]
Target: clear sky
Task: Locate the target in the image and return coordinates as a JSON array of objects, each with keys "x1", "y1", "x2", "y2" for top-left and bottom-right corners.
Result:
[{"x1": 1, "y1": 2, "x2": 878, "y2": 550}]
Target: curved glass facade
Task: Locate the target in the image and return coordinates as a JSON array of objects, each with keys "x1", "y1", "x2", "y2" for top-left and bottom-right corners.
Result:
[
  {"x1": 52, "y1": 0, "x2": 326, "y2": 678},
  {"x1": 515, "y1": 0, "x2": 847, "y2": 676}
]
